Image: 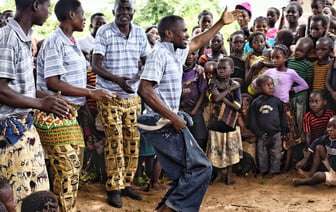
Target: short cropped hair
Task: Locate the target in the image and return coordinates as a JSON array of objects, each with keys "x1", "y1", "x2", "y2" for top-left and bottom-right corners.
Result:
[
  {"x1": 15, "y1": 0, "x2": 49, "y2": 10},
  {"x1": 256, "y1": 75, "x2": 273, "y2": 88},
  {"x1": 90, "y1": 12, "x2": 105, "y2": 23},
  {"x1": 158, "y1": 15, "x2": 184, "y2": 40},
  {"x1": 54, "y1": 0, "x2": 82, "y2": 22},
  {"x1": 218, "y1": 57, "x2": 234, "y2": 69}
]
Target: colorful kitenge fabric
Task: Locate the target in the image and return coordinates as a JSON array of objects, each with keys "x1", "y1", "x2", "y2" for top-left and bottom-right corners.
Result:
[{"x1": 33, "y1": 107, "x2": 84, "y2": 146}]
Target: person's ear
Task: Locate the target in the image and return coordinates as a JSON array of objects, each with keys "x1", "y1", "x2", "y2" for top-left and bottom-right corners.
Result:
[
  {"x1": 69, "y1": 10, "x2": 75, "y2": 20},
  {"x1": 165, "y1": 29, "x2": 173, "y2": 39},
  {"x1": 32, "y1": 0, "x2": 39, "y2": 12}
]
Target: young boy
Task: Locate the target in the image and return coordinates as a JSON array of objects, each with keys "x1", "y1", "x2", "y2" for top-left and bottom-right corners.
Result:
[
  {"x1": 312, "y1": 37, "x2": 333, "y2": 90},
  {"x1": 293, "y1": 115, "x2": 336, "y2": 186},
  {"x1": 0, "y1": 178, "x2": 15, "y2": 212},
  {"x1": 180, "y1": 50, "x2": 208, "y2": 151},
  {"x1": 250, "y1": 75, "x2": 288, "y2": 178},
  {"x1": 288, "y1": 37, "x2": 314, "y2": 141},
  {"x1": 0, "y1": 0, "x2": 71, "y2": 210}
]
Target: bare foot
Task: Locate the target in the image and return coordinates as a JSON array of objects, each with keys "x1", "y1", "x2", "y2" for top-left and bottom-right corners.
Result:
[
  {"x1": 292, "y1": 178, "x2": 305, "y2": 186},
  {"x1": 297, "y1": 168, "x2": 310, "y2": 178}
]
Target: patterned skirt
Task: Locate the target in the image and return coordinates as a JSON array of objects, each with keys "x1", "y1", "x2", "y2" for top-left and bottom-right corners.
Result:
[{"x1": 282, "y1": 103, "x2": 300, "y2": 150}]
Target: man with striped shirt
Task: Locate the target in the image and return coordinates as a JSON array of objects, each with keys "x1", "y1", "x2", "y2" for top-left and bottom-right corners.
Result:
[{"x1": 92, "y1": 0, "x2": 150, "y2": 208}]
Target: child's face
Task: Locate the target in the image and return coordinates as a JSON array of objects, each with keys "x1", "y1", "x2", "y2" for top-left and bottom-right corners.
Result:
[
  {"x1": 217, "y1": 61, "x2": 233, "y2": 79},
  {"x1": 327, "y1": 117, "x2": 336, "y2": 139},
  {"x1": 251, "y1": 35, "x2": 266, "y2": 54},
  {"x1": 253, "y1": 20, "x2": 268, "y2": 34},
  {"x1": 315, "y1": 40, "x2": 332, "y2": 60},
  {"x1": 237, "y1": 10, "x2": 251, "y2": 27},
  {"x1": 309, "y1": 93, "x2": 326, "y2": 114},
  {"x1": 329, "y1": 19, "x2": 336, "y2": 35},
  {"x1": 271, "y1": 49, "x2": 287, "y2": 68},
  {"x1": 311, "y1": 0, "x2": 324, "y2": 15},
  {"x1": 230, "y1": 34, "x2": 245, "y2": 53},
  {"x1": 199, "y1": 15, "x2": 212, "y2": 31},
  {"x1": 1, "y1": 186, "x2": 15, "y2": 212},
  {"x1": 241, "y1": 97, "x2": 251, "y2": 116},
  {"x1": 184, "y1": 51, "x2": 199, "y2": 67},
  {"x1": 267, "y1": 9, "x2": 279, "y2": 26},
  {"x1": 260, "y1": 78, "x2": 275, "y2": 96},
  {"x1": 310, "y1": 20, "x2": 326, "y2": 39},
  {"x1": 72, "y1": 6, "x2": 86, "y2": 32},
  {"x1": 294, "y1": 25, "x2": 306, "y2": 42},
  {"x1": 210, "y1": 34, "x2": 223, "y2": 51},
  {"x1": 294, "y1": 40, "x2": 310, "y2": 59},
  {"x1": 286, "y1": 5, "x2": 301, "y2": 24},
  {"x1": 205, "y1": 65, "x2": 216, "y2": 80}
]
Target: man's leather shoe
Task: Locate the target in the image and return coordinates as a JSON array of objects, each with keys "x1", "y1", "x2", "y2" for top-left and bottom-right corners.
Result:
[
  {"x1": 107, "y1": 190, "x2": 122, "y2": 208},
  {"x1": 121, "y1": 186, "x2": 142, "y2": 200}
]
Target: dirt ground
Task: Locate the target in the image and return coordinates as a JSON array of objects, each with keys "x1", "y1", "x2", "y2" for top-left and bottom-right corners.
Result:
[{"x1": 76, "y1": 169, "x2": 336, "y2": 212}]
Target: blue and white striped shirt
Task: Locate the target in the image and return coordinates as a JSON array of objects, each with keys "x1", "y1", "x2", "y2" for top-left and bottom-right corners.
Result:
[
  {"x1": 0, "y1": 18, "x2": 35, "y2": 119},
  {"x1": 140, "y1": 42, "x2": 189, "y2": 114},
  {"x1": 37, "y1": 26, "x2": 87, "y2": 106},
  {"x1": 93, "y1": 21, "x2": 150, "y2": 98}
]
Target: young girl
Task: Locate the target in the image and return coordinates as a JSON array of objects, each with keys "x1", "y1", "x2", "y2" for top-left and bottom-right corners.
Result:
[
  {"x1": 199, "y1": 33, "x2": 226, "y2": 66},
  {"x1": 229, "y1": 31, "x2": 246, "y2": 92},
  {"x1": 266, "y1": 7, "x2": 280, "y2": 39},
  {"x1": 206, "y1": 57, "x2": 242, "y2": 185},
  {"x1": 258, "y1": 44, "x2": 309, "y2": 171},
  {"x1": 243, "y1": 16, "x2": 274, "y2": 55},
  {"x1": 280, "y1": 2, "x2": 303, "y2": 35},
  {"x1": 244, "y1": 31, "x2": 272, "y2": 95}
]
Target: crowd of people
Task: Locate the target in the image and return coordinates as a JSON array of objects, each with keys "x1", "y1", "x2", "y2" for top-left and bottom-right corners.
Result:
[{"x1": 1, "y1": 0, "x2": 336, "y2": 211}]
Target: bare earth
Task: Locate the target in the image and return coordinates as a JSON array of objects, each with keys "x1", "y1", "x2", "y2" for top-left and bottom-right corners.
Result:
[{"x1": 77, "y1": 170, "x2": 336, "y2": 212}]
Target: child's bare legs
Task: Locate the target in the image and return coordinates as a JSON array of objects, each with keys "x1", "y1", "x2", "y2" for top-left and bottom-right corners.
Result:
[
  {"x1": 293, "y1": 172, "x2": 326, "y2": 186},
  {"x1": 298, "y1": 145, "x2": 327, "y2": 178},
  {"x1": 226, "y1": 166, "x2": 235, "y2": 185},
  {"x1": 151, "y1": 157, "x2": 164, "y2": 190},
  {"x1": 283, "y1": 148, "x2": 292, "y2": 172}
]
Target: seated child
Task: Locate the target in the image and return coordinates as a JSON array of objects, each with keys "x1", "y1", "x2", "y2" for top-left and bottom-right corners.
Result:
[
  {"x1": 293, "y1": 115, "x2": 336, "y2": 186},
  {"x1": 0, "y1": 177, "x2": 15, "y2": 212},
  {"x1": 250, "y1": 75, "x2": 289, "y2": 178},
  {"x1": 21, "y1": 190, "x2": 59, "y2": 212}
]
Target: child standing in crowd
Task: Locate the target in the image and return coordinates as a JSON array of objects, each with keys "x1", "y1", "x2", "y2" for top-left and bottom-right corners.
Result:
[
  {"x1": 181, "y1": 50, "x2": 208, "y2": 151},
  {"x1": 312, "y1": 37, "x2": 333, "y2": 90},
  {"x1": 244, "y1": 16, "x2": 274, "y2": 55},
  {"x1": 197, "y1": 10, "x2": 214, "y2": 56},
  {"x1": 199, "y1": 33, "x2": 226, "y2": 66},
  {"x1": 293, "y1": 115, "x2": 336, "y2": 186},
  {"x1": 229, "y1": 30, "x2": 246, "y2": 92},
  {"x1": 0, "y1": 178, "x2": 15, "y2": 212},
  {"x1": 203, "y1": 61, "x2": 218, "y2": 126},
  {"x1": 250, "y1": 75, "x2": 288, "y2": 177},
  {"x1": 288, "y1": 37, "x2": 314, "y2": 141},
  {"x1": 266, "y1": 7, "x2": 280, "y2": 39},
  {"x1": 258, "y1": 44, "x2": 309, "y2": 171},
  {"x1": 207, "y1": 57, "x2": 242, "y2": 185},
  {"x1": 280, "y1": 2, "x2": 303, "y2": 35},
  {"x1": 244, "y1": 31, "x2": 272, "y2": 95},
  {"x1": 35, "y1": 1, "x2": 114, "y2": 211},
  {"x1": 238, "y1": 93, "x2": 257, "y2": 164}
]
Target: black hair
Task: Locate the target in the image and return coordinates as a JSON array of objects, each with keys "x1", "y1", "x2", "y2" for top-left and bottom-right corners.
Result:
[
  {"x1": 287, "y1": 2, "x2": 303, "y2": 16},
  {"x1": 310, "y1": 89, "x2": 327, "y2": 100},
  {"x1": 158, "y1": 15, "x2": 184, "y2": 40},
  {"x1": 15, "y1": 0, "x2": 49, "y2": 11},
  {"x1": 145, "y1": 25, "x2": 158, "y2": 33},
  {"x1": 253, "y1": 16, "x2": 268, "y2": 28},
  {"x1": 90, "y1": 12, "x2": 105, "y2": 23},
  {"x1": 276, "y1": 29, "x2": 294, "y2": 48},
  {"x1": 316, "y1": 37, "x2": 334, "y2": 52},
  {"x1": 248, "y1": 31, "x2": 266, "y2": 43},
  {"x1": 21, "y1": 190, "x2": 59, "y2": 212},
  {"x1": 296, "y1": 37, "x2": 314, "y2": 52},
  {"x1": 218, "y1": 57, "x2": 234, "y2": 69},
  {"x1": 54, "y1": 0, "x2": 82, "y2": 22},
  {"x1": 197, "y1": 10, "x2": 213, "y2": 21},
  {"x1": 256, "y1": 75, "x2": 273, "y2": 88},
  {"x1": 268, "y1": 7, "x2": 280, "y2": 18},
  {"x1": 229, "y1": 30, "x2": 246, "y2": 42},
  {"x1": 242, "y1": 93, "x2": 253, "y2": 102},
  {"x1": 273, "y1": 44, "x2": 291, "y2": 57},
  {"x1": 311, "y1": 14, "x2": 328, "y2": 29}
]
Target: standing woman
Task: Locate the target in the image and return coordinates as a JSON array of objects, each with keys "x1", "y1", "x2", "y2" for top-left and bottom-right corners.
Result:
[{"x1": 35, "y1": 1, "x2": 114, "y2": 211}]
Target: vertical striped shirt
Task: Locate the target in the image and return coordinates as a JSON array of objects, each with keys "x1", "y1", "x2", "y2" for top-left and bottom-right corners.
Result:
[
  {"x1": 303, "y1": 109, "x2": 335, "y2": 140},
  {"x1": 140, "y1": 42, "x2": 189, "y2": 114},
  {"x1": 93, "y1": 21, "x2": 150, "y2": 98},
  {"x1": 37, "y1": 27, "x2": 87, "y2": 106},
  {"x1": 0, "y1": 18, "x2": 35, "y2": 119}
]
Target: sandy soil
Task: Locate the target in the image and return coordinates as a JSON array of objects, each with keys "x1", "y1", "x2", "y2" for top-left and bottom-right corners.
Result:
[{"x1": 76, "y1": 169, "x2": 336, "y2": 212}]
